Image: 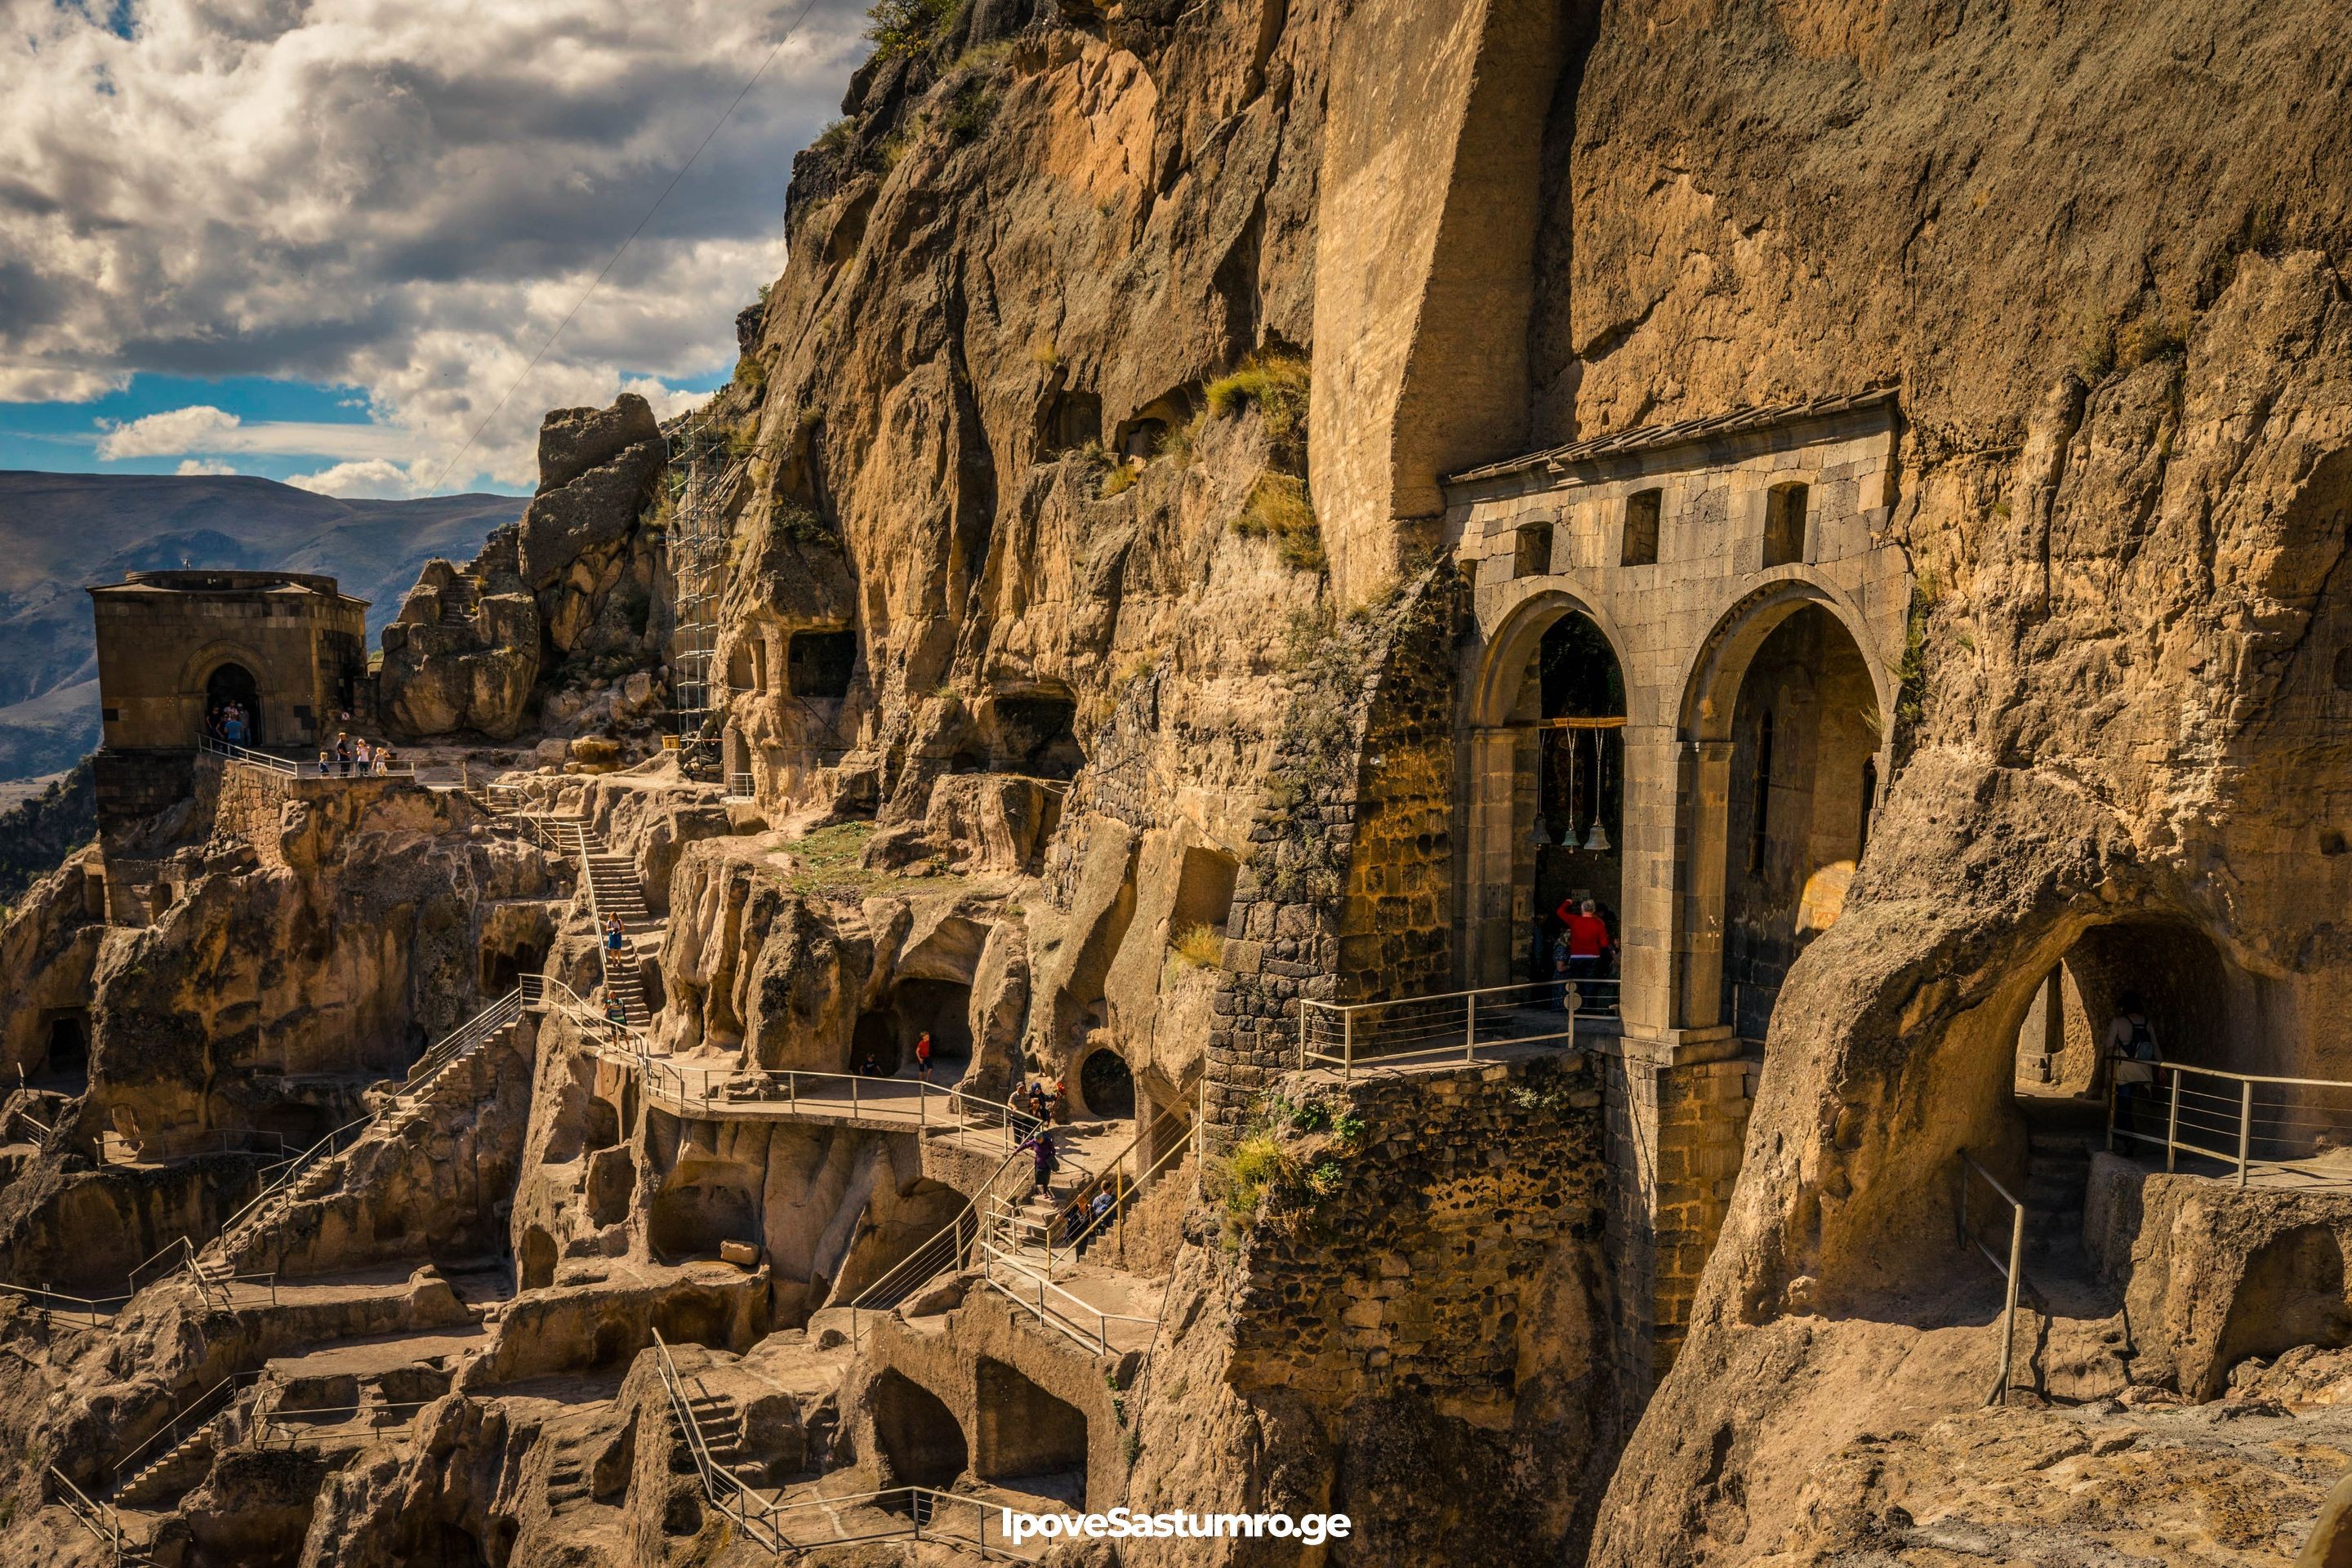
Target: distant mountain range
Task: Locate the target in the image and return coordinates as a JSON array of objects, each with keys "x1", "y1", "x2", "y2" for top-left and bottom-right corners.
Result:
[{"x1": 0, "y1": 472, "x2": 527, "y2": 781}]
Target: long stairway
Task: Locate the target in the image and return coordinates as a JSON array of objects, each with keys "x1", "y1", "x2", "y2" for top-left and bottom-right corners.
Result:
[{"x1": 546, "y1": 818, "x2": 657, "y2": 1031}]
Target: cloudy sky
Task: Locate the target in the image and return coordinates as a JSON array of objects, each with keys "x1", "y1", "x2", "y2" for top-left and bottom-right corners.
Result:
[{"x1": 0, "y1": 0, "x2": 871, "y2": 497}]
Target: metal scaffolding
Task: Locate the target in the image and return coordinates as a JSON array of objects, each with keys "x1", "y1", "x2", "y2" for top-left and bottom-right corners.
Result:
[{"x1": 665, "y1": 425, "x2": 745, "y2": 776}]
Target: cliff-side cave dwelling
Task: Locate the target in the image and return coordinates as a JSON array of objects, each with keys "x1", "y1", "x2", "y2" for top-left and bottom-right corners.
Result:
[{"x1": 6, "y1": 3, "x2": 2352, "y2": 1566}]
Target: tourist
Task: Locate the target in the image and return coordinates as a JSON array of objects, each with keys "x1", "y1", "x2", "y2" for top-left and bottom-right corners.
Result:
[
  {"x1": 1553, "y1": 897, "x2": 1615, "y2": 1010},
  {"x1": 1027, "y1": 1080, "x2": 1051, "y2": 1128},
  {"x1": 1018, "y1": 1127, "x2": 1059, "y2": 1196},
  {"x1": 318, "y1": 751, "x2": 333, "y2": 777},
  {"x1": 2108, "y1": 992, "x2": 2163, "y2": 1150},
  {"x1": 914, "y1": 1031, "x2": 933, "y2": 1084},
  {"x1": 222, "y1": 707, "x2": 247, "y2": 745},
  {"x1": 604, "y1": 915, "x2": 626, "y2": 954},
  {"x1": 1088, "y1": 1186, "x2": 1114, "y2": 1237},
  {"x1": 1050, "y1": 1077, "x2": 1069, "y2": 1125},
  {"x1": 354, "y1": 737, "x2": 372, "y2": 772},
  {"x1": 375, "y1": 745, "x2": 395, "y2": 776},
  {"x1": 335, "y1": 733, "x2": 354, "y2": 776},
  {"x1": 603, "y1": 996, "x2": 628, "y2": 1043},
  {"x1": 859, "y1": 1051, "x2": 883, "y2": 1076},
  {"x1": 1061, "y1": 1196, "x2": 1089, "y2": 1249}
]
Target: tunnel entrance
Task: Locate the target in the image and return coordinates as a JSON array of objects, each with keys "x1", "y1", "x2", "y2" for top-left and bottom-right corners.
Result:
[
  {"x1": 205, "y1": 661, "x2": 262, "y2": 743},
  {"x1": 482, "y1": 939, "x2": 549, "y2": 996},
  {"x1": 1079, "y1": 1049, "x2": 1134, "y2": 1120},
  {"x1": 1721, "y1": 604, "x2": 1880, "y2": 1042},
  {"x1": 40, "y1": 1010, "x2": 89, "y2": 1085},
  {"x1": 991, "y1": 693, "x2": 1085, "y2": 779},
  {"x1": 789, "y1": 630, "x2": 858, "y2": 702},
  {"x1": 871, "y1": 1370, "x2": 968, "y2": 1490},
  {"x1": 974, "y1": 1358, "x2": 1088, "y2": 1505}
]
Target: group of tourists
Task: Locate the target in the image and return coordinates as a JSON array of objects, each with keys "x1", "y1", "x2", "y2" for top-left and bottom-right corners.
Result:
[
  {"x1": 1062, "y1": 1183, "x2": 1118, "y2": 1250},
  {"x1": 316, "y1": 732, "x2": 397, "y2": 777},
  {"x1": 207, "y1": 702, "x2": 254, "y2": 746}
]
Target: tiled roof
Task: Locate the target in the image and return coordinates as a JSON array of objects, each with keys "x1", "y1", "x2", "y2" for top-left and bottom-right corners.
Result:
[{"x1": 1446, "y1": 385, "x2": 1900, "y2": 486}]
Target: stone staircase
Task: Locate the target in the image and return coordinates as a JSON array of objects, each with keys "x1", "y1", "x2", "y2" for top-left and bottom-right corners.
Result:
[
  {"x1": 546, "y1": 818, "x2": 657, "y2": 1030},
  {"x1": 682, "y1": 1385, "x2": 762, "y2": 1486},
  {"x1": 113, "y1": 1408, "x2": 233, "y2": 1506},
  {"x1": 438, "y1": 572, "x2": 481, "y2": 629},
  {"x1": 2021, "y1": 1112, "x2": 2104, "y2": 1269}
]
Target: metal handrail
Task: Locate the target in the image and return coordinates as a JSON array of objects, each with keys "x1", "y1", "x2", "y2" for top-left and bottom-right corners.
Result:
[
  {"x1": 649, "y1": 1329, "x2": 785, "y2": 1550},
  {"x1": 978, "y1": 1241, "x2": 1157, "y2": 1357},
  {"x1": 0, "y1": 1281, "x2": 132, "y2": 1325},
  {"x1": 109, "y1": 1370, "x2": 263, "y2": 1490},
  {"x1": 724, "y1": 771, "x2": 755, "y2": 800},
  {"x1": 201, "y1": 733, "x2": 416, "y2": 778},
  {"x1": 50, "y1": 1463, "x2": 131, "y2": 1558},
  {"x1": 1956, "y1": 1150, "x2": 2026, "y2": 1407},
  {"x1": 760, "y1": 1484, "x2": 1040, "y2": 1559},
  {"x1": 847, "y1": 1143, "x2": 1029, "y2": 1348},
  {"x1": 1299, "y1": 978, "x2": 1600, "y2": 1080},
  {"x1": 986, "y1": 1104, "x2": 1189, "y2": 1275},
  {"x1": 100, "y1": 1125, "x2": 291, "y2": 1165},
  {"x1": 2110, "y1": 1059, "x2": 2352, "y2": 1188},
  {"x1": 254, "y1": 1398, "x2": 431, "y2": 1446}
]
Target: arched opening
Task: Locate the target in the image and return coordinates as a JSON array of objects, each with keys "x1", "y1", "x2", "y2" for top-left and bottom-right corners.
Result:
[
  {"x1": 520, "y1": 1226, "x2": 557, "y2": 1291},
  {"x1": 727, "y1": 644, "x2": 755, "y2": 694},
  {"x1": 1078, "y1": 1049, "x2": 1134, "y2": 1120},
  {"x1": 204, "y1": 661, "x2": 262, "y2": 744},
  {"x1": 870, "y1": 1370, "x2": 968, "y2": 1490},
  {"x1": 890, "y1": 978, "x2": 973, "y2": 1069},
  {"x1": 789, "y1": 630, "x2": 858, "y2": 702},
  {"x1": 42, "y1": 1010, "x2": 89, "y2": 1085},
  {"x1": 974, "y1": 1358, "x2": 1089, "y2": 1505},
  {"x1": 1040, "y1": 390, "x2": 1102, "y2": 455},
  {"x1": 1525, "y1": 613, "x2": 1628, "y2": 996},
  {"x1": 1720, "y1": 604, "x2": 1880, "y2": 1041},
  {"x1": 648, "y1": 1174, "x2": 760, "y2": 1263},
  {"x1": 1465, "y1": 598, "x2": 1635, "y2": 995}
]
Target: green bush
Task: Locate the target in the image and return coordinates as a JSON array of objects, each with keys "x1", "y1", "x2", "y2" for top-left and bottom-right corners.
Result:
[
  {"x1": 1233, "y1": 470, "x2": 1324, "y2": 572},
  {"x1": 864, "y1": 0, "x2": 959, "y2": 60}
]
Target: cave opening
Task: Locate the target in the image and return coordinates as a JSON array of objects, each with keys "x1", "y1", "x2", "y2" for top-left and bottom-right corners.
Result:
[
  {"x1": 991, "y1": 693, "x2": 1085, "y2": 779},
  {"x1": 204, "y1": 660, "x2": 262, "y2": 744},
  {"x1": 789, "y1": 630, "x2": 858, "y2": 702},
  {"x1": 870, "y1": 1370, "x2": 968, "y2": 1490},
  {"x1": 41, "y1": 1011, "x2": 89, "y2": 1085},
  {"x1": 1079, "y1": 1049, "x2": 1134, "y2": 1120},
  {"x1": 1722, "y1": 604, "x2": 1880, "y2": 1042},
  {"x1": 851, "y1": 1009, "x2": 900, "y2": 1076},
  {"x1": 482, "y1": 939, "x2": 549, "y2": 996},
  {"x1": 975, "y1": 1357, "x2": 1089, "y2": 1505}
]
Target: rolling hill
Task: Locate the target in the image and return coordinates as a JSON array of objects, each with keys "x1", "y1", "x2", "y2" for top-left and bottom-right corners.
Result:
[{"x1": 0, "y1": 472, "x2": 527, "y2": 781}]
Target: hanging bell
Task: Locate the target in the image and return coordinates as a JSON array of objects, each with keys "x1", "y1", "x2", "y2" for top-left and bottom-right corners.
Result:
[
  {"x1": 1530, "y1": 814, "x2": 1552, "y2": 846},
  {"x1": 1584, "y1": 820, "x2": 1612, "y2": 853},
  {"x1": 1559, "y1": 820, "x2": 1583, "y2": 852}
]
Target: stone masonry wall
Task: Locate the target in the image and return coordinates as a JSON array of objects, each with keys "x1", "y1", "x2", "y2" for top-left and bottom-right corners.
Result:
[
  {"x1": 1219, "y1": 1049, "x2": 1618, "y2": 1560},
  {"x1": 1205, "y1": 566, "x2": 1459, "y2": 1138}
]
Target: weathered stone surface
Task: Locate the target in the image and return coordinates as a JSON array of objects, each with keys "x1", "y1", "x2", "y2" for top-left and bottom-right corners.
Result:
[{"x1": 535, "y1": 392, "x2": 660, "y2": 495}]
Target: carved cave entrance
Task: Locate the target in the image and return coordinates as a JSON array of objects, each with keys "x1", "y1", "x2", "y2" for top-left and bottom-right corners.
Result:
[
  {"x1": 1078, "y1": 1048, "x2": 1134, "y2": 1120},
  {"x1": 975, "y1": 1357, "x2": 1089, "y2": 1506},
  {"x1": 1720, "y1": 604, "x2": 1881, "y2": 1042},
  {"x1": 851, "y1": 979, "x2": 973, "y2": 1077},
  {"x1": 482, "y1": 939, "x2": 549, "y2": 996},
  {"x1": 1512, "y1": 612, "x2": 1627, "y2": 987},
  {"x1": 41, "y1": 1009, "x2": 89, "y2": 1085},
  {"x1": 871, "y1": 1370, "x2": 968, "y2": 1490},
  {"x1": 990, "y1": 693, "x2": 1084, "y2": 779},
  {"x1": 789, "y1": 630, "x2": 858, "y2": 702},
  {"x1": 205, "y1": 661, "x2": 262, "y2": 743}
]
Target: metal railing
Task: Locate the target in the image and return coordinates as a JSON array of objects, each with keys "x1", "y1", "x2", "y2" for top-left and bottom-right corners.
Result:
[
  {"x1": 49, "y1": 1464, "x2": 137, "y2": 1561},
  {"x1": 650, "y1": 1328, "x2": 788, "y2": 1550},
  {"x1": 628, "y1": 1055, "x2": 1024, "y2": 1145},
  {"x1": 100, "y1": 1126, "x2": 290, "y2": 1165},
  {"x1": 1956, "y1": 1151, "x2": 2027, "y2": 1407},
  {"x1": 201, "y1": 733, "x2": 416, "y2": 778},
  {"x1": 1299, "y1": 979, "x2": 1602, "y2": 1080},
  {"x1": 762, "y1": 1484, "x2": 1040, "y2": 1559},
  {"x1": 977, "y1": 1241, "x2": 1159, "y2": 1356},
  {"x1": 0, "y1": 1280, "x2": 132, "y2": 1326},
  {"x1": 253, "y1": 1398, "x2": 431, "y2": 1446},
  {"x1": 724, "y1": 771, "x2": 755, "y2": 800},
  {"x1": 108, "y1": 1370, "x2": 263, "y2": 1491},
  {"x1": 982, "y1": 1103, "x2": 1191, "y2": 1275},
  {"x1": 848, "y1": 1143, "x2": 1030, "y2": 1348},
  {"x1": 2110, "y1": 1061, "x2": 2352, "y2": 1188}
]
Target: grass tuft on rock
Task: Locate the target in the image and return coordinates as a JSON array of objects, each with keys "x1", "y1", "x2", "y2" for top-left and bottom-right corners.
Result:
[
  {"x1": 1168, "y1": 922, "x2": 1223, "y2": 969},
  {"x1": 1233, "y1": 471, "x2": 1324, "y2": 572}
]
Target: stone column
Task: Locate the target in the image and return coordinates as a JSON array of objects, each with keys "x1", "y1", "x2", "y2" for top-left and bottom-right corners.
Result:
[
  {"x1": 1464, "y1": 728, "x2": 1521, "y2": 989},
  {"x1": 1615, "y1": 724, "x2": 1682, "y2": 1037},
  {"x1": 1671, "y1": 737, "x2": 1735, "y2": 1034}
]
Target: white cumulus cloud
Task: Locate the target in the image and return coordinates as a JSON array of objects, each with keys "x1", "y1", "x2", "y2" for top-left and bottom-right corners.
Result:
[
  {"x1": 175, "y1": 457, "x2": 238, "y2": 475},
  {"x1": 286, "y1": 458, "x2": 431, "y2": 498},
  {"x1": 2, "y1": 0, "x2": 874, "y2": 489}
]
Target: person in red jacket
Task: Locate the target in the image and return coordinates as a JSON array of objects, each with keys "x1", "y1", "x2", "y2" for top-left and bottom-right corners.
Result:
[
  {"x1": 1553, "y1": 897, "x2": 1615, "y2": 1009},
  {"x1": 914, "y1": 1031, "x2": 933, "y2": 1083}
]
